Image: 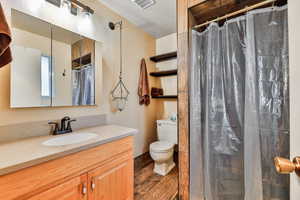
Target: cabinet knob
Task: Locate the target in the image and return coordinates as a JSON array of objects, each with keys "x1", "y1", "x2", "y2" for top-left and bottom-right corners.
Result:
[
  {"x1": 91, "y1": 178, "x2": 96, "y2": 191},
  {"x1": 82, "y1": 184, "x2": 87, "y2": 195},
  {"x1": 274, "y1": 156, "x2": 300, "y2": 176}
]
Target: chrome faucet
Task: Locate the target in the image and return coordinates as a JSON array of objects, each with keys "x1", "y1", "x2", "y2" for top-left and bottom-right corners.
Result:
[{"x1": 48, "y1": 116, "x2": 76, "y2": 135}]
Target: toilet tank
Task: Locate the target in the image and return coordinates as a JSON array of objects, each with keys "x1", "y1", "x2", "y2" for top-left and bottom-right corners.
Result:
[{"x1": 157, "y1": 120, "x2": 178, "y2": 145}]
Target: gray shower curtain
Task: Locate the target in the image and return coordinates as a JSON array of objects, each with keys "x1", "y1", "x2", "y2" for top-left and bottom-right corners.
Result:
[
  {"x1": 190, "y1": 6, "x2": 289, "y2": 200},
  {"x1": 72, "y1": 64, "x2": 95, "y2": 105}
]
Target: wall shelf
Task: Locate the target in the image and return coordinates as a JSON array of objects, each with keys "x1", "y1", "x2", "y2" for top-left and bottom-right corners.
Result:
[
  {"x1": 150, "y1": 69, "x2": 178, "y2": 77},
  {"x1": 150, "y1": 51, "x2": 177, "y2": 62},
  {"x1": 152, "y1": 95, "x2": 178, "y2": 99},
  {"x1": 72, "y1": 53, "x2": 92, "y2": 69}
]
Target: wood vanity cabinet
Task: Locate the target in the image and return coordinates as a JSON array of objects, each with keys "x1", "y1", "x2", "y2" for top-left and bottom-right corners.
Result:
[{"x1": 0, "y1": 136, "x2": 133, "y2": 200}]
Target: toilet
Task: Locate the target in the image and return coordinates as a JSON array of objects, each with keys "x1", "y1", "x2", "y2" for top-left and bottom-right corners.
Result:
[{"x1": 150, "y1": 119, "x2": 177, "y2": 176}]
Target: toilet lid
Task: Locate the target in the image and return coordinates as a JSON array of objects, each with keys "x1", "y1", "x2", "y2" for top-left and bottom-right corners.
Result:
[{"x1": 150, "y1": 141, "x2": 174, "y2": 152}]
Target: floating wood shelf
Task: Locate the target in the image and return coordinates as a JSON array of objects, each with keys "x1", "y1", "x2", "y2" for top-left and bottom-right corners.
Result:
[
  {"x1": 150, "y1": 51, "x2": 177, "y2": 62},
  {"x1": 150, "y1": 69, "x2": 178, "y2": 77},
  {"x1": 152, "y1": 95, "x2": 178, "y2": 99}
]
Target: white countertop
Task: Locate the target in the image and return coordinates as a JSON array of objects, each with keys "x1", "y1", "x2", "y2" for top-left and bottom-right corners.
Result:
[{"x1": 0, "y1": 125, "x2": 138, "y2": 176}]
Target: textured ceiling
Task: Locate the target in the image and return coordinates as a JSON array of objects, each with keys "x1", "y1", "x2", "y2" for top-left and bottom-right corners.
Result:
[{"x1": 99, "y1": 0, "x2": 176, "y2": 38}]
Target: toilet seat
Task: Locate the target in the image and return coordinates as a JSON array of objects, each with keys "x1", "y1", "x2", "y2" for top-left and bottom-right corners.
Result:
[{"x1": 150, "y1": 141, "x2": 174, "y2": 152}]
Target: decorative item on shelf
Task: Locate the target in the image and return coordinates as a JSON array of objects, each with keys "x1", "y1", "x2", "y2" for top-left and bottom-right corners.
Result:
[
  {"x1": 151, "y1": 87, "x2": 164, "y2": 97},
  {"x1": 110, "y1": 21, "x2": 130, "y2": 112}
]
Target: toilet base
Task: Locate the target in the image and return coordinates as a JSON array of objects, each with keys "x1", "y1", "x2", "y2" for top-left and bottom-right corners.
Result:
[{"x1": 153, "y1": 159, "x2": 175, "y2": 176}]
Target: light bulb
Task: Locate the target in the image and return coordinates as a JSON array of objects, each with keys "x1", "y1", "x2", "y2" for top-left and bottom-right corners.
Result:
[
  {"x1": 62, "y1": 0, "x2": 71, "y2": 12},
  {"x1": 82, "y1": 9, "x2": 92, "y2": 18},
  {"x1": 78, "y1": 9, "x2": 93, "y2": 33}
]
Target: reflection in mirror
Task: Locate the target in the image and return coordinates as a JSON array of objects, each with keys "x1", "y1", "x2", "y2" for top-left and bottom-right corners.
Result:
[
  {"x1": 10, "y1": 9, "x2": 96, "y2": 108},
  {"x1": 11, "y1": 9, "x2": 52, "y2": 108},
  {"x1": 51, "y1": 25, "x2": 95, "y2": 106},
  {"x1": 70, "y1": 37, "x2": 95, "y2": 106}
]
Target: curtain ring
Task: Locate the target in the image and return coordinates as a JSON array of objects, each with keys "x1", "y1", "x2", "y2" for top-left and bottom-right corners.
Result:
[
  {"x1": 225, "y1": 14, "x2": 228, "y2": 25},
  {"x1": 245, "y1": 6, "x2": 249, "y2": 12}
]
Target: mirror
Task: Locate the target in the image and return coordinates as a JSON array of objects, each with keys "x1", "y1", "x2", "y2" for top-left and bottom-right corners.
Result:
[
  {"x1": 11, "y1": 10, "x2": 52, "y2": 107},
  {"x1": 10, "y1": 9, "x2": 96, "y2": 108}
]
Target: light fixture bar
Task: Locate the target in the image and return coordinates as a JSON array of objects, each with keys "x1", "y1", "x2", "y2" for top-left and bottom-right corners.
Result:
[
  {"x1": 71, "y1": 0, "x2": 94, "y2": 14},
  {"x1": 45, "y1": 0, "x2": 94, "y2": 15}
]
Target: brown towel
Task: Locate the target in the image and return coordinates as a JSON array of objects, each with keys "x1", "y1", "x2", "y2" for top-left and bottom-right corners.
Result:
[
  {"x1": 0, "y1": 2, "x2": 12, "y2": 68},
  {"x1": 138, "y1": 58, "x2": 150, "y2": 105}
]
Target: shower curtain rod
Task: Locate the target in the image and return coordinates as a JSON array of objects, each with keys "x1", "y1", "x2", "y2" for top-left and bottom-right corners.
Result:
[{"x1": 192, "y1": 0, "x2": 277, "y2": 29}]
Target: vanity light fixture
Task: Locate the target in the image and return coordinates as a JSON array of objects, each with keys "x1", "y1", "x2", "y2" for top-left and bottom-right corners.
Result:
[
  {"x1": 62, "y1": 0, "x2": 71, "y2": 10},
  {"x1": 46, "y1": 0, "x2": 61, "y2": 7},
  {"x1": 45, "y1": 0, "x2": 94, "y2": 16},
  {"x1": 69, "y1": 0, "x2": 94, "y2": 16},
  {"x1": 81, "y1": 8, "x2": 92, "y2": 18}
]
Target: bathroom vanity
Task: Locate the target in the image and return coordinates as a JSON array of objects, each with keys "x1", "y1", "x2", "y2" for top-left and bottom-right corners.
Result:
[{"x1": 0, "y1": 125, "x2": 137, "y2": 200}]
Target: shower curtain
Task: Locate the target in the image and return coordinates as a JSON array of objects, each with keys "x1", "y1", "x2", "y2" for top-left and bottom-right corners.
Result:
[
  {"x1": 190, "y1": 6, "x2": 289, "y2": 200},
  {"x1": 72, "y1": 64, "x2": 95, "y2": 105}
]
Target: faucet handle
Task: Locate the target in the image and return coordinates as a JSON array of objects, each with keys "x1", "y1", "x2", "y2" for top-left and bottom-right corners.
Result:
[{"x1": 48, "y1": 121, "x2": 59, "y2": 134}]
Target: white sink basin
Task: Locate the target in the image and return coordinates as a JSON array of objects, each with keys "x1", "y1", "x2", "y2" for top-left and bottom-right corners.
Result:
[{"x1": 42, "y1": 133, "x2": 98, "y2": 147}]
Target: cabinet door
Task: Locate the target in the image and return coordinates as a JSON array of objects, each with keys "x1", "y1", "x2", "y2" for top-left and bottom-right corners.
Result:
[
  {"x1": 27, "y1": 175, "x2": 88, "y2": 200},
  {"x1": 88, "y1": 152, "x2": 133, "y2": 200}
]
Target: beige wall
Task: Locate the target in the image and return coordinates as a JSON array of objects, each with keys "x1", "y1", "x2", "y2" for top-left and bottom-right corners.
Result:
[
  {"x1": 0, "y1": 0, "x2": 158, "y2": 157},
  {"x1": 156, "y1": 33, "x2": 177, "y2": 119},
  {"x1": 288, "y1": 0, "x2": 300, "y2": 199}
]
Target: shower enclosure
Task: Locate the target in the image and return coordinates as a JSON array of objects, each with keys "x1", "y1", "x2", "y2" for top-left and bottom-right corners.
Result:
[{"x1": 190, "y1": 6, "x2": 289, "y2": 200}]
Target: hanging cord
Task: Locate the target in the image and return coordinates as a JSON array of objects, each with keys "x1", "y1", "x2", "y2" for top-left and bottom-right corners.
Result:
[
  {"x1": 119, "y1": 21, "x2": 123, "y2": 80},
  {"x1": 119, "y1": 21, "x2": 124, "y2": 97}
]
